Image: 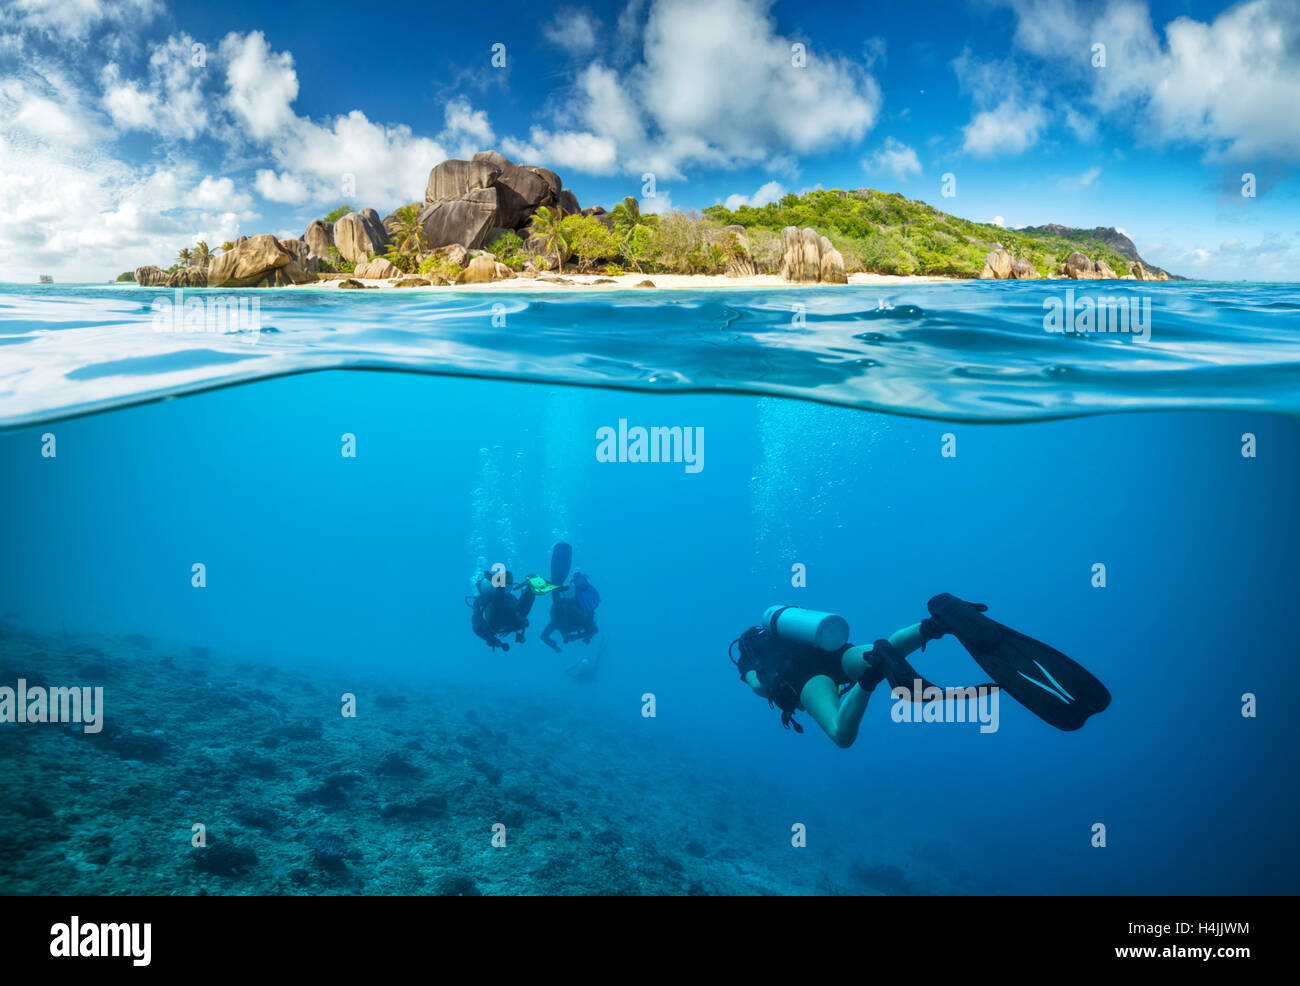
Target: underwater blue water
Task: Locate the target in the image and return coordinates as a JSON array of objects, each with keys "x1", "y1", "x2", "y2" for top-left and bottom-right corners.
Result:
[{"x1": 2, "y1": 282, "x2": 1299, "y2": 895}]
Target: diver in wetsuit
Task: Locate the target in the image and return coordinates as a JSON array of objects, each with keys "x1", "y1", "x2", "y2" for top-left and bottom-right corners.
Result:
[
  {"x1": 732, "y1": 598, "x2": 1111, "y2": 746},
  {"x1": 469, "y1": 571, "x2": 536, "y2": 651},
  {"x1": 541, "y1": 571, "x2": 600, "y2": 652}
]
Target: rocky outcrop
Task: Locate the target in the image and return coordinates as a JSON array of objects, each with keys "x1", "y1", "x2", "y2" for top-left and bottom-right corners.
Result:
[
  {"x1": 416, "y1": 188, "x2": 499, "y2": 250},
  {"x1": 354, "y1": 257, "x2": 401, "y2": 279},
  {"x1": 1094, "y1": 259, "x2": 1116, "y2": 278},
  {"x1": 426, "y1": 243, "x2": 469, "y2": 269},
  {"x1": 1060, "y1": 252, "x2": 1097, "y2": 279},
  {"x1": 279, "y1": 238, "x2": 322, "y2": 273},
  {"x1": 1129, "y1": 260, "x2": 1168, "y2": 281},
  {"x1": 134, "y1": 265, "x2": 168, "y2": 286},
  {"x1": 472, "y1": 151, "x2": 556, "y2": 229},
  {"x1": 208, "y1": 234, "x2": 314, "y2": 288},
  {"x1": 425, "y1": 159, "x2": 501, "y2": 203},
  {"x1": 980, "y1": 248, "x2": 1014, "y2": 279},
  {"x1": 557, "y1": 188, "x2": 581, "y2": 216},
  {"x1": 303, "y1": 220, "x2": 334, "y2": 259},
  {"x1": 1010, "y1": 257, "x2": 1040, "y2": 279},
  {"x1": 334, "y1": 208, "x2": 390, "y2": 265},
  {"x1": 166, "y1": 267, "x2": 208, "y2": 287},
  {"x1": 457, "y1": 254, "x2": 504, "y2": 284},
  {"x1": 818, "y1": 235, "x2": 847, "y2": 284},
  {"x1": 393, "y1": 277, "x2": 431, "y2": 288},
  {"x1": 778, "y1": 226, "x2": 846, "y2": 283}
]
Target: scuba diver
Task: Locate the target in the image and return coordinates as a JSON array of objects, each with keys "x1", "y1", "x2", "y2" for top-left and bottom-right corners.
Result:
[
  {"x1": 731, "y1": 594, "x2": 1110, "y2": 746},
  {"x1": 467, "y1": 567, "x2": 564, "y2": 651},
  {"x1": 539, "y1": 542, "x2": 601, "y2": 653}
]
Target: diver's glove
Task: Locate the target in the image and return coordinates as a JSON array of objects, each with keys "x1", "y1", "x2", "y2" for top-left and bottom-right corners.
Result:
[{"x1": 919, "y1": 597, "x2": 987, "y2": 651}]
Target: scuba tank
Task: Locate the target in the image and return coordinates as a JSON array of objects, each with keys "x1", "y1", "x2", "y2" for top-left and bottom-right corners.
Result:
[{"x1": 762, "y1": 605, "x2": 849, "y2": 651}]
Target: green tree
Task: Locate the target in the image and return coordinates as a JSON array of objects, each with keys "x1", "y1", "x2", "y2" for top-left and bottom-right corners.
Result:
[
  {"x1": 528, "y1": 206, "x2": 568, "y2": 272},
  {"x1": 323, "y1": 205, "x2": 354, "y2": 224},
  {"x1": 560, "y1": 215, "x2": 618, "y2": 272},
  {"x1": 193, "y1": 241, "x2": 212, "y2": 270},
  {"x1": 220, "y1": 240, "x2": 235, "y2": 253},
  {"x1": 384, "y1": 205, "x2": 427, "y2": 272},
  {"x1": 176, "y1": 246, "x2": 193, "y2": 268}
]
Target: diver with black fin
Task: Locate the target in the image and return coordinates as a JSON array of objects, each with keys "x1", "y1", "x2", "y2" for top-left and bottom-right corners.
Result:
[
  {"x1": 467, "y1": 566, "x2": 564, "y2": 651},
  {"x1": 731, "y1": 595, "x2": 1110, "y2": 746},
  {"x1": 540, "y1": 542, "x2": 601, "y2": 652}
]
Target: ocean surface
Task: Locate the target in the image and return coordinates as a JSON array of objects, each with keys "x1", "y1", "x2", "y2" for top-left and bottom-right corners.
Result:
[{"x1": 2, "y1": 280, "x2": 1299, "y2": 895}]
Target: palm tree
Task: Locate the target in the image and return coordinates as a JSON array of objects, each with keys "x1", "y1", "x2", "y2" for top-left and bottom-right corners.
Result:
[
  {"x1": 528, "y1": 206, "x2": 567, "y2": 272},
  {"x1": 193, "y1": 241, "x2": 212, "y2": 271},
  {"x1": 176, "y1": 246, "x2": 193, "y2": 268},
  {"x1": 220, "y1": 241, "x2": 235, "y2": 253},
  {"x1": 388, "y1": 206, "x2": 427, "y2": 268},
  {"x1": 609, "y1": 196, "x2": 656, "y2": 272}
]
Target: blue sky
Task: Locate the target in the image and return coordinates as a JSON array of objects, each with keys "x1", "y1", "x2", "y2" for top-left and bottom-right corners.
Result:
[{"x1": 1, "y1": 0, "x2": 1297, "y2": 279}]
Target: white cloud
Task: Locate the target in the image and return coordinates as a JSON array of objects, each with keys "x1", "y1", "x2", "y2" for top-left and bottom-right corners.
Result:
[
  {"x1": 723, "y1": 180, "x2": 786, "y2": 210},
  {"x1": 638, "y1": 191, "x2": 672, "y2": 214},
  {"x1": 502, "y1": 126, "x2": 619, "y2": 175},
  {"x1": 961, "y1": 99, "x2": 1047, "y2": 156},
  {"x1": 1, "y1": 0, "x2": 161, "y2": 41},
  {"x1": 221, "y1": 31, "x2": 299, "y2": 140},
  {"x1": 439, "y1": 97, "x2": 495, "y2": 159},
  {"x1": 1059, "y1": 165, "x2": 1102, "y2": 190},
  {"x1": 544, "y1": 9, "x2": 600, "y2": 54},
  {"x1": 516, "y1": 0, "x2": 881, "y2": 177},
  {"x1": 1002, "y1": 0, "x2": 1300, "y2": 159},
  {"x1": 863, "y1": 137, "x2": 921, "y2": 181},
  {"x1": 992, "y1": 216, "x2": 1006, "y2": 226},
  {"x1": 101, "y1": 35, "x2": 210, "y2": 140},
  {"x1": 194, "y1": 175, "x2": 252, "y2": 211},
  {"x1": 254, "y1": 169, "x2": 310, "y2": 204}
]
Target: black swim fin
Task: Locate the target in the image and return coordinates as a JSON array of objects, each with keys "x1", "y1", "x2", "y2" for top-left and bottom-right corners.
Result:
[
  {"x1": 926, "y1": 593, "x2": 1111, "y2": 731},
  {"x1": 551, "y1": 542, "x2": 573, "y2": 585}
]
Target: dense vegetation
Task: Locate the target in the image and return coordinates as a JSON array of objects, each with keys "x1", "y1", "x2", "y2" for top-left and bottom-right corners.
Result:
[{"x1": 704, "y1": 188, "x2": 1136, "y2": 278}]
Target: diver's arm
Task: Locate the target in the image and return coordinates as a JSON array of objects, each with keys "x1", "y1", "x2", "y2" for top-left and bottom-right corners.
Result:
[{"x1": 744, "y1": 670, "x2": 768, "y2": 698}]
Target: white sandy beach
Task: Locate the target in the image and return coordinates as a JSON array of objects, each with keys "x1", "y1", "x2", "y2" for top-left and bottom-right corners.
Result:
[{"x1": 286, "y1": 271, "x2": 957, "y2": 291}]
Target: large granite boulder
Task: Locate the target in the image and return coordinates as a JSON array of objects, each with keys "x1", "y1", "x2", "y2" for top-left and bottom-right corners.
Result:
[
  {"x1": 524, "y1": 165, "x2": 562, "y2": 199},
  {"x1": 381, "y1": 202, "x2": 424, "y2": 235},
  {"x1": 303, "y1": 220, "x2": 334, "y2": 259},
  {"x1": 777, "y1": 226, "x2": 847, "y2": 283},
  {"x1": 473, "y1": 150, "x2": 553, "y2": 229},
  {"x1": 457, "y1": 254, "x2": 503, "y2": 284},
  {"x1": 334, "y1": 209, "x2": 390, "y2": 265},
  {"x1": 416, "y1": 187, "x2": 499, "y2": 250},
  {"x1": 166, "y1": 267, "x2": 208, "y2": 287},
  {"x1": 1094, "y1": 259, "x2": 1117, "y2": 278},
  {"x1": 818, "y1": 235, "x2": 847, "y2": 284},
  {"x1": 208, "y1": 234, "x2": 298, "y2": 287},
  {"x1": 425, "y1": 159, "x2": 501, "y2": 203},
  {"x1": 981, "y1": 248, "x2": 1014, "y2": 279},
  {"x1": 277, "y1": 237, "x2": 323, "y2": 272},
  {"x1": 557, "y1": 188, "x2": 581, "y2": 217},
  {"x1": 426, "y1": 243, "x2": 470, "y2": 268},
  {"x1": 1060, "y1": 251, "x2": 1097, "y2": 279},
  {"x1": 134, "y1": 265, "x2": 168, "y2": 286},
  {"x1": 354, "y1": 257, "x2": 402, "y2": 279},
  {"x1": 1010, "y1": 257, "x2": 1041, "y2": 279}
]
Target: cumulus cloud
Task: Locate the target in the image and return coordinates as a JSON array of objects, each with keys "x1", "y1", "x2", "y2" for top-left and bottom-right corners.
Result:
[
  {"x1": 962, "y1": 99, "x2": 1047, "y2": 156},
  {"x1": 518, "y1": 0, "x2": 881, "y2": 177},
  {"x1": 1001, "y1": 0, "x2": 1300, "y2": 159},
  {"x1": 502, "y1": 126, "x2": 619, "y2": 175},
  {"x1": 0, "y1": 0, "x2": 161, "y2": 41},
  {"x1": 863, "y1": 137, "x2": 921, "y2": 181},
  {"x1": 193, "y1": 175, "x2": 252, "y2": 211},
  {"x1": 253, "y1": 169, "x2": 310, "y2": 204},
  {"x1": 221, "y1": 31, "x2": 299, "y2": 140},
  {"x1": 101, "y1": 34, "x2": 209, "y2": 140},
  {"x1": 723, "y1": 180, "x2": 787, "y2": 210},
  {"x1": 439, "y1": 97, "x2": 495, "y2": 159},
  {"x1": 544, "y1": 8, "x2": 600, "y2": 54}
]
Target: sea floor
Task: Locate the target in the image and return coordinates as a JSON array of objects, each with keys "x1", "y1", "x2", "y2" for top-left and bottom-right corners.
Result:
[{"x1": 0, "y1": 622, "x2": 966, "y2": 896}]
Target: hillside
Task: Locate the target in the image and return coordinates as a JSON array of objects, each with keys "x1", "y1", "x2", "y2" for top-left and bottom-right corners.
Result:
[{"x1": 704, "y1": 189, "x2": 1175, "y2": 279}]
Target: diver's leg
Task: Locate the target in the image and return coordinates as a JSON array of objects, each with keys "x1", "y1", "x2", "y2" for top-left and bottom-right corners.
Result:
[
  {"x1": 839, "y1": 625, "x2": 925, "y2": 680},
  {"x1": 541, "y1": 621, "x2": 561, "y2": 653},
  {"x1": 800, "y1": 675, "x2": 870, "y2": 749}
]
